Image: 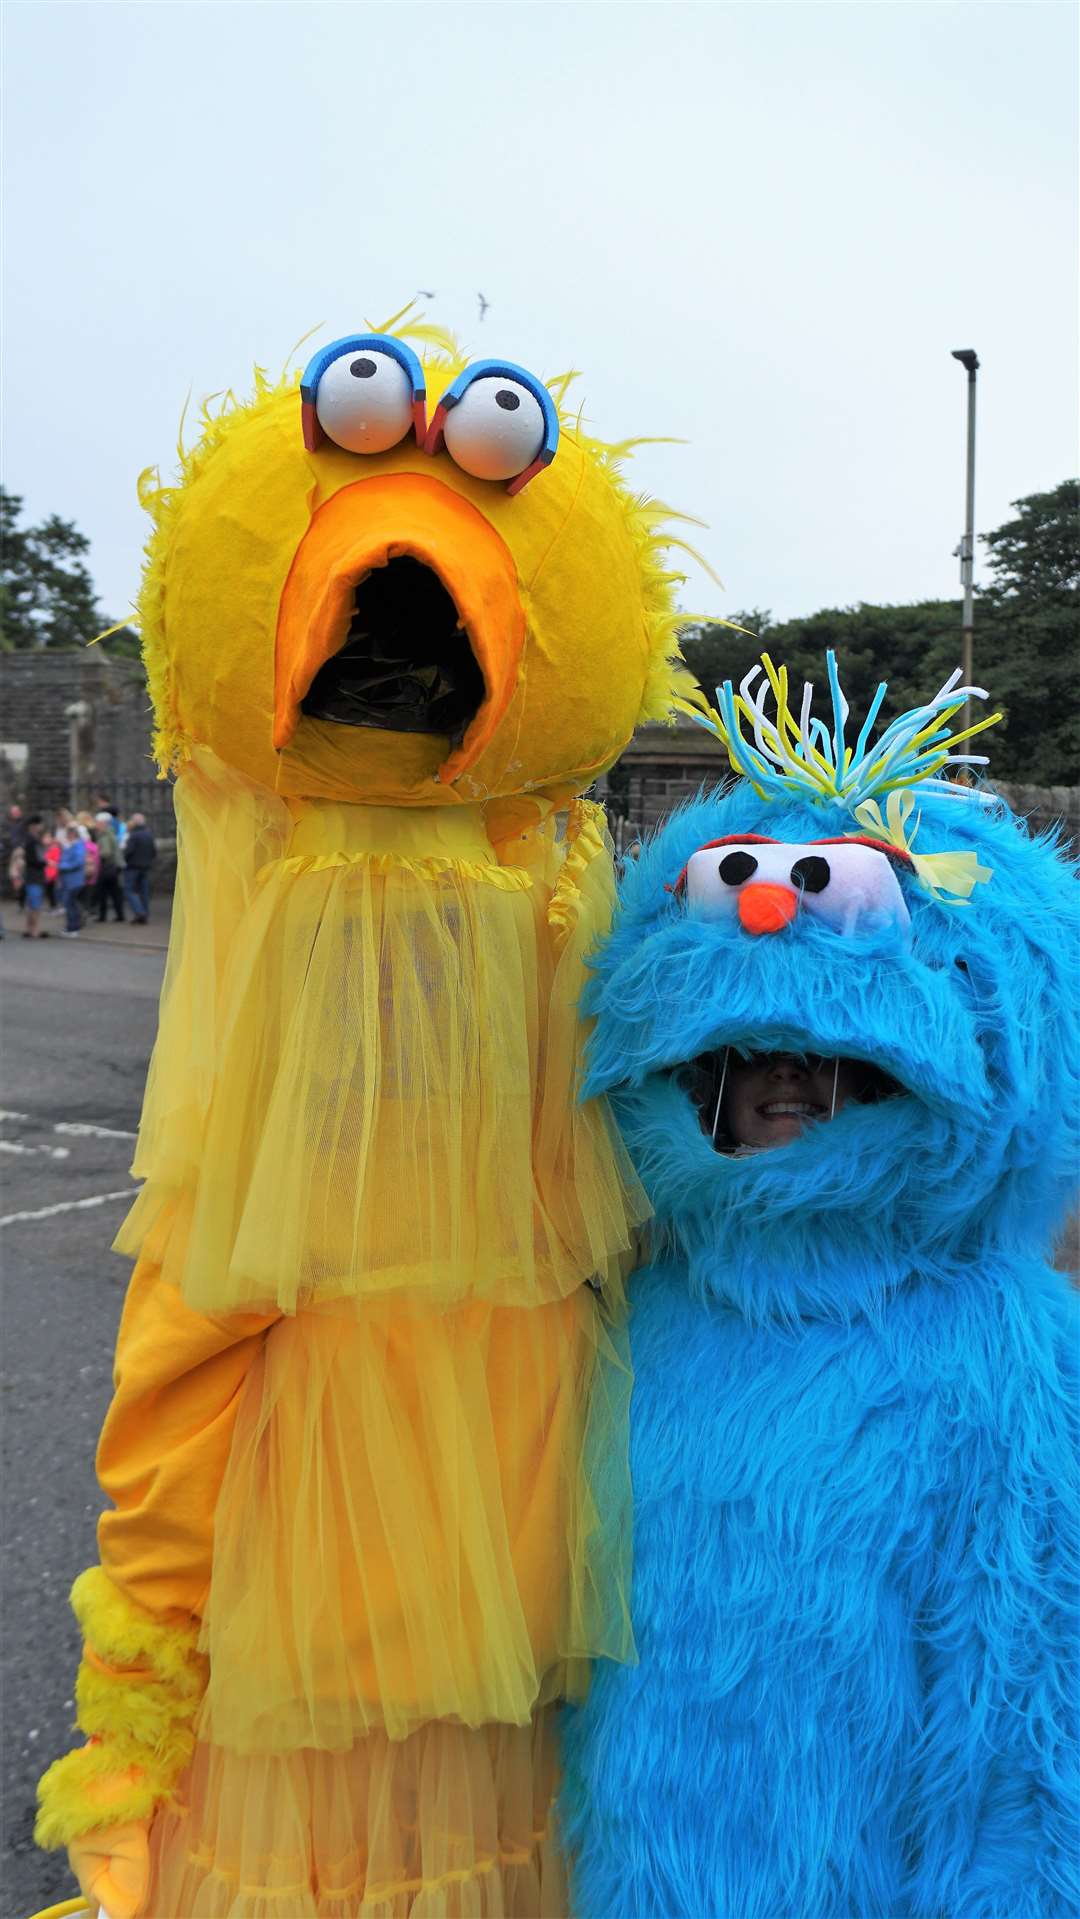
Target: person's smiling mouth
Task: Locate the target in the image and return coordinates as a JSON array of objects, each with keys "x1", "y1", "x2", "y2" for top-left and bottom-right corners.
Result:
[
  {"x1": 674, "y1": 1047, "x2": 903, "y2": 1152},
  {"x1": 757, "y1": 1098, "x2": 827, "y2": 1122}
]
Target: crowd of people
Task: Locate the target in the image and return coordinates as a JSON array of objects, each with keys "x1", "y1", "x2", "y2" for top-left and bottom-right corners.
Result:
[{"x1": 1, "y1": 799, "x2": 157, "y2": 940}]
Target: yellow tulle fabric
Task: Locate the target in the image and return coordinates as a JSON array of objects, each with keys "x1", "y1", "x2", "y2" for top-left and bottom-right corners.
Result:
[
  {"x1": 130, "y1": 1284, "x2": 630, "y2": 1916},
  {"x1": 148, "y1": 1715, "x2": 565, "y2": 1918},
  {"x1": 199, "y1": 1294, "x2": 633, "y2": 1752},
  {"x1": 96, "y1": 748, "x2": 642, "y2": 1915},
  {"x1": 116, "y1": 751, "x2": 647, "y2": 1317}
]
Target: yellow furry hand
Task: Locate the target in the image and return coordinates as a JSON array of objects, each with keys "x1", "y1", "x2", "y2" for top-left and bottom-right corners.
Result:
[
  {"x1": 35, "y1": 1570, "x2": 206, "y2": 1862},
  {"x1": 68, "y1": 1819, "x2": 150, "y2": 1919}
]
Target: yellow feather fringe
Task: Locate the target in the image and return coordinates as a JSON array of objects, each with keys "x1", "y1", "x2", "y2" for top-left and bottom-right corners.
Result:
[
  {"x1": 35, "y1": 1744, "x2": 164, "y2": 1850},
  {"x1": 35, "y1": 1571, "x2": 206, "y2": 1849},
  {"x1": 68, "y1": 1569, "x2": 204, "y2": 1691}
]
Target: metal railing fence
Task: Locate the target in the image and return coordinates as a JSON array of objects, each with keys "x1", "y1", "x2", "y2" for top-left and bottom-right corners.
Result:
[{"x1": 28, "y1": 775, "x2": 176, "y2": 834}]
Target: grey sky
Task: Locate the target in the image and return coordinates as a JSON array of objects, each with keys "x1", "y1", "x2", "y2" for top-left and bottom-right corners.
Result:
[{"x1": 3, "y1": 1, "x2": 1076, "y2": 636}]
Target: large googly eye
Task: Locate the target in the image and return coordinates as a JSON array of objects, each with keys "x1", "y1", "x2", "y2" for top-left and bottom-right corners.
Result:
[
  {"x1": 798, "y1": 840, "x2": 911, "y2": 935},
  {"x1": 719, "y1": 850, "x2": 758, "y2": 885},
  {"x1": 314, "y1": 350, "x2": 416, "y2": 454},
  {"x1": 442, "y1": 378, "x2": 546, "y2": 481},
  {"x1": 300, "y1": 334, "x2": 427, "y2": 454},
  {"x1": 424, "y1": 359, "x2": 559, "y2": 493},
  {"x1": 790, "y1": 854, "x2": 831, "y2": 894}
]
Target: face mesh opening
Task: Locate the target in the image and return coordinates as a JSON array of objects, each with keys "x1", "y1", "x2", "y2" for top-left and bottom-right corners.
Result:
[{"x1": 300, "y1": 557, "x2": 485, "y2": 738}]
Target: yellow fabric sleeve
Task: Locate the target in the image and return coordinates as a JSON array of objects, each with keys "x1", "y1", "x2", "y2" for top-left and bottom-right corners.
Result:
[
  {"x1": 36, "y1": 1262, "x2": 277, "y2": 1849},
  {"x1": 96, "y1": 1255, "x2": 279, "y2": 1616}
]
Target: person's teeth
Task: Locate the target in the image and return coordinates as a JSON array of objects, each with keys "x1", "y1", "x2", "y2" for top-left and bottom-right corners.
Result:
[{"x1": 761, "y1": 1101, "x2": 820, "y2": 1116}]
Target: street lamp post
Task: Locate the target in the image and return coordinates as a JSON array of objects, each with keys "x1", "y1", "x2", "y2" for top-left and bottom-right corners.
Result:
[{"x1": 951, "y1": 348, "x2": 980, "y2": 747}]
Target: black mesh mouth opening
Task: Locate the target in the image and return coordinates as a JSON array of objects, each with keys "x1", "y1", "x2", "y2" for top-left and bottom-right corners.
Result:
[
  {"x1": 676, "y1": 1047, "x2": 904, "y2": 1153},
  {"x1": 300, "y1": 556, "x2": 486, "y2": 738}
]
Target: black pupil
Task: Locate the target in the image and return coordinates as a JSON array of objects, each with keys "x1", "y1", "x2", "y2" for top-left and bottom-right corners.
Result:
[
  {"x1": 495, "y1": 389, "x2": 520, "y2": 411},
  {"x1": 719, "y1": 850, "x2": 758, "y2": 885},
  {"x1": 350, "y1": 357, "x2": 377, "y2": 379},
  {"x1": 791, "y1": 855, "x2": 831, "y2": 893}
]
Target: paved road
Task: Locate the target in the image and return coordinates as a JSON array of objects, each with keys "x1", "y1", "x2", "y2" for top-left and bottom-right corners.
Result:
[{"x1": 1, "y1": 905, "x2": 168, "y2": 1918}]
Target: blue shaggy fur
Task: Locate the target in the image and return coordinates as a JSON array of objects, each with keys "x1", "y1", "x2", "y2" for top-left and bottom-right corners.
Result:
[{"x1": 561, "y1": 781, "x2": 1079, "y2": 1918}]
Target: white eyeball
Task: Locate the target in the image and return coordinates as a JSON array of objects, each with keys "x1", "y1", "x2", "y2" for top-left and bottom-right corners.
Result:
[
  {"x1": 315, "y1": 349, "x2": 414, "y2": 455},
  {"x1": 442, "y1": 377, "x2": 546, "y2": 481}
]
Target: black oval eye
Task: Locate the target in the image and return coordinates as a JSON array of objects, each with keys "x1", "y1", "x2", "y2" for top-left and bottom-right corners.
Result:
[
  {"x1": 719, "y1": 850, "x2": 758, "y2": 885},
  {"x1": 495, "y1": 388, "x2": 521, "y2": 411},
  {"x1": 791, "y1": 855, "x2": 831, "y2": 893},
  {"x1": 350, "y1": 357, "x2": 377, "y2": 379}
]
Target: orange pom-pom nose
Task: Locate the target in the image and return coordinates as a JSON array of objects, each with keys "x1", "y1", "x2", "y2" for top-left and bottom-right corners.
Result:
[{"x1": 737, "y1": 882, "x2": 799, "y2": 935}]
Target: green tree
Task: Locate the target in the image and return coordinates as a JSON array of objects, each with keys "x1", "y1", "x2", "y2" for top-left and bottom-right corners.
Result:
[
  {"x1": 0, "y1": 487, "x2": 138, "y2": 656},
  {"x1": 975, "y1": 481, "x2": 1079, "y2": 786},
  {"x1": 679, "y1": 482, "x2": 1079, "y2": 786},
  {"x1": 981, "y1": 479, "x2": 1078, "y2": 599}
]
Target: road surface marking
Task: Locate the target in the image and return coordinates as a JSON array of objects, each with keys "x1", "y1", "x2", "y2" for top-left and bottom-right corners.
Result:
[
  {"x1": 0, "y1": 1110, "x2": 137, "y2": 1142},
  {"x1": 0, "y1": 1188, "x2": 139, "y2": 1228},
  {"x1": 0, "y1": 1140, "x2": 71, "y2": 1159},
  {"x1": 54, "y1": 1121, "x2": 138, "y2": 1142}
]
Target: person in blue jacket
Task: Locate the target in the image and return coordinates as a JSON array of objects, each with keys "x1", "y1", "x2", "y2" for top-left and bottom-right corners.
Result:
[
  {"x1": 561, "y1": 655, "x2": 1078, "y2": 1919},
  {"x1": 58, "y1": 825, "x2": 86, "y2": 937}
]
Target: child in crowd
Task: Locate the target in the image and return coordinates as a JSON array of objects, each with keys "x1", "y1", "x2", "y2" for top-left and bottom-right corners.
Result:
[
  {"x1": 77, "y1": 814, "x2": 101, "y2": 903},
  {"x1": 43, "y1": 830, "x2": 61, "y2": 910}
]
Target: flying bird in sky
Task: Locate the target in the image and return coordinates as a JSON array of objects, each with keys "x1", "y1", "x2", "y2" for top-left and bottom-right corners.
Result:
[{"x1": 477, "y1": 292, "x2": 490, "y2": 321}]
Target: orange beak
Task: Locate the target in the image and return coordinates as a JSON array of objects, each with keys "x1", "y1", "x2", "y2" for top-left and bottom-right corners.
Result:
[
  {"x1": 274, "y1": 474, "x2": 525, "y2": 786},
  {"x1": 738, "y1": 882, "x2": 800, "y2": 935}
]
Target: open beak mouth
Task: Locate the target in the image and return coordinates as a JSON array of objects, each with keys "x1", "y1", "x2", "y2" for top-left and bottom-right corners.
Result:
[
  {"x1": 275, "y1": 474, "x2": 525, "y2": 784},
  {"x1": 299, "y1": 557, "x2": 485, "y2": 740},
  {"x1": 678, "y1": 1047, "x2": 904, "y2": 1153}
]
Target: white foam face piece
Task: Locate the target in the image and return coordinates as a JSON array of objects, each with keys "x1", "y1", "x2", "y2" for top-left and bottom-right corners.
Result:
[
  {"x1": 315, "y1": 349, "x2": 414, "y2": 454},
  {"x1": 685, "y1": 839, "x2": 911, "y2": 936},
  {"x1": 443, "y1": 377, "x2": 545, "y2": 481}
]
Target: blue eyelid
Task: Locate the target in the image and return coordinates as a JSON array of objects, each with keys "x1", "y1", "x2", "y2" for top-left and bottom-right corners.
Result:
[
  {"x1": 300, "y1": 335, "x2": 427, "y2": 451},
  {"x1": 301, "y1": 334, "x2": 425, "y2": 404},
  {"x1": 436, "y1": 360, "x2": 559, "y2": 466}
]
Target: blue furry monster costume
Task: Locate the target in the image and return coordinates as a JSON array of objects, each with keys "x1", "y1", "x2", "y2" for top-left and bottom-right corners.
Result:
[{"x1": 560, "y1": 657, "x2": 1079, "y2": 1919}]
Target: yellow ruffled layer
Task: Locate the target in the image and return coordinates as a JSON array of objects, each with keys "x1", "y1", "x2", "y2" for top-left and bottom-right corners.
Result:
[
  {"x1": 147, "y1": 1715, "x2": 566, "y2": 1918},
  {"x1": 199, "y1": 1293, "x2": 633, "y2": 1751},
  {"x1": 117, "y1": 751, "x2": 647, "y2": 1317}
]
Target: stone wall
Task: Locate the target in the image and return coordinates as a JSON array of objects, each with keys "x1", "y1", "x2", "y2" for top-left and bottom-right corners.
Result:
[{"x1": 0, "y1": 650, "x2": 172, "y2": 831}]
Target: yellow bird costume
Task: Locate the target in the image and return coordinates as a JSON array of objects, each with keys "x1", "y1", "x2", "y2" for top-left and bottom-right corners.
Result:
[{"x1": 35, "y1": 316, "x2": 695, "y2": 1918}]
